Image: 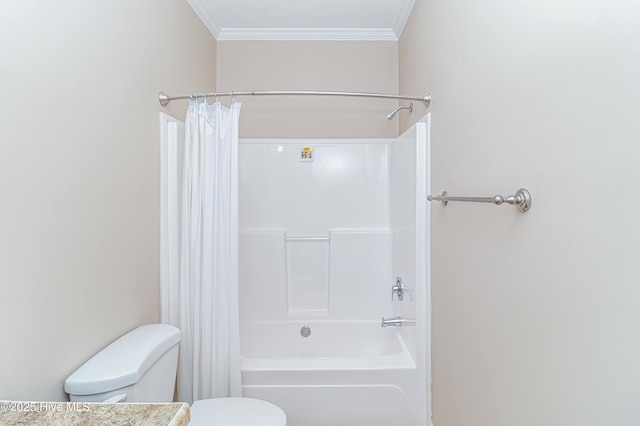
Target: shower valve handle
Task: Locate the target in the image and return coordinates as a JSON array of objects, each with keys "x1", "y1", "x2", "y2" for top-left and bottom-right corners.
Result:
[{"x1": 392, "y1": 277, "x2": 405, "y2": 301}]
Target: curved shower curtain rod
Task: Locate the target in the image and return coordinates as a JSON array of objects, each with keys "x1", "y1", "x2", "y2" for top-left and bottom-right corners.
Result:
[{"x1": 158, "y1": 90, "x2": 431, "y2": 107}]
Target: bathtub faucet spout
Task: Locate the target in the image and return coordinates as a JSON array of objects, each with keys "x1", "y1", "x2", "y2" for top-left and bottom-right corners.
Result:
[{"x1": 381, "y1": 316, "x2": 416, "y2": 327}]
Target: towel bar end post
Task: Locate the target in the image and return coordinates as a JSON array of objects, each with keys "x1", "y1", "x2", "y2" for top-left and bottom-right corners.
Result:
[
  {"x1": 427, "y1": 191, "x2": 448, "y2": 206},
  {"x1": 513, "y1": 188, "x2": 532, "y2": 213}
]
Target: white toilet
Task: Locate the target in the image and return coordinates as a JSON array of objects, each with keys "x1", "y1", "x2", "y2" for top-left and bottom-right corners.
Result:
[{"x1": 64, "y1": 324, "x2": 287, "y2": 425}]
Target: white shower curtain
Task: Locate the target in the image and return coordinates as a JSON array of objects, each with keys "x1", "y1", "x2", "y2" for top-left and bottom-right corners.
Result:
[{"x1": 176, "y1": 99, "x2": 242, "y2": 403}]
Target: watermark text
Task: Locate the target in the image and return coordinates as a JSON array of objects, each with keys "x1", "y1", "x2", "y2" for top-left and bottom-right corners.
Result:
[{"x1": 1, "y1": 401, "x2": 91, "y2": 413}]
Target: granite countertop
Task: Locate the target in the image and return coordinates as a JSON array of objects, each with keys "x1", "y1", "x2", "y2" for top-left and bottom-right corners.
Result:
[{"x1": 0, "y1": 402, "x2": 189, "y2": 426}]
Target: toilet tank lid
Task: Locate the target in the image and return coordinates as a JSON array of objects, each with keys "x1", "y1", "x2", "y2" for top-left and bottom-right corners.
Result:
[{"x1": 64, "y1": 324, "x2": 181, "y2": 396}]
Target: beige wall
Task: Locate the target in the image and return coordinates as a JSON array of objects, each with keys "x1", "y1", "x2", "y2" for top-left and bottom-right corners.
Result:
[
  {"x1": 400, "y1": 0, "x2": 640, "y2": 425},
  {"x1": 217, "y1": 41, "x2": 399, "y2": 138},
  {"x1": 0, "y1": 1, "x2": 216, "y2": 401}
]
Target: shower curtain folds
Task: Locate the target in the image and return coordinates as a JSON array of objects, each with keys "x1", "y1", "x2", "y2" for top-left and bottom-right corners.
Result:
[{"x1": 175, "y1": 100, "x2": 242, "y2": 403}]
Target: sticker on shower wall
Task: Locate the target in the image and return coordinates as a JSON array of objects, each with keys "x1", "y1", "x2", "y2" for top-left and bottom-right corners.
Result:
[{"x1": 300, "y1": 146, "x2": 314, "y2": 162}]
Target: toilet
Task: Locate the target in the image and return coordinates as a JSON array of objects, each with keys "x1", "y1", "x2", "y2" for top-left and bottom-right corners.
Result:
[{"x1": 64, "y1": 324, "x2": 287, "y2": 425}]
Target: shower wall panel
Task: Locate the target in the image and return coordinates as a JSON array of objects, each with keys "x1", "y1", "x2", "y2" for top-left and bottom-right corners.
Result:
[
  {"x1": 286, "y1": 238, "x2": 330, "y2": 315},
  {"x1": 238, "y1": 231, "x2": 287, "y2": 321},
  {"x1": 239, "y1": 140, "x2": 394, "y2": 322},
  {"x1": 328, "y1": 230, "x2": 393, "y2": 319},
  {"x1": 390, "y1": 125, "x2": 419, "y2": 357}
]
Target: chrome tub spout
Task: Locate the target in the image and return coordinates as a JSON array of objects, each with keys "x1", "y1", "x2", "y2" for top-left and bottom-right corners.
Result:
[{"x1": 381, "y1": 316, "x2": 416, "y2": 327}]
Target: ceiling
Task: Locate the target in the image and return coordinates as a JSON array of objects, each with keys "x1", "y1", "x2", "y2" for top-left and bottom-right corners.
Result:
[{"x1": 187, "y1": 0, "x2": 416, "y2": 41}]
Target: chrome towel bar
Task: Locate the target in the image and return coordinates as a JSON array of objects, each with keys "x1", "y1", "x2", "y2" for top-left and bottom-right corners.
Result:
[{"x1": 428, "y1": 188, "x2": 532, "y2": 213}]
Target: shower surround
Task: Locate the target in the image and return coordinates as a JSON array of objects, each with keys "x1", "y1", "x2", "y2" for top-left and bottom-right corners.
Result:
[{"x1": 238, "y1": 120, "x2": 430, "y2": 426}]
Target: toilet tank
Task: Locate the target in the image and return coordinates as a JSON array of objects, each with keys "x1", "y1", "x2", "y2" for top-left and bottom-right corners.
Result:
[{"x1": 64, "y1": 324, "x2": 181, "y2": 403}]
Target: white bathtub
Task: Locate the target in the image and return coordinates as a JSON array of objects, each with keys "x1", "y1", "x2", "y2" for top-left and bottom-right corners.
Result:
[{"x1": 240, "y1": 320, "x2": 426, "y2": 426}]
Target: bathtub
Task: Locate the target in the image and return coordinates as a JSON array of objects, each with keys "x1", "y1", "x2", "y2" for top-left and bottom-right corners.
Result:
[{"x1": 240, "y1": 320, "x2": 426, "y2": 426}]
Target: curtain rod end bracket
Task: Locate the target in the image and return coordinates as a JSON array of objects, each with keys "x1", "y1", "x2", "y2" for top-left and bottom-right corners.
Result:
[
  {"x1": 422, "y1": 93, "x2": 431, "y2": 107},
  {"x1": 159, "y1": 92, "x2": 170, "y2": 106}
]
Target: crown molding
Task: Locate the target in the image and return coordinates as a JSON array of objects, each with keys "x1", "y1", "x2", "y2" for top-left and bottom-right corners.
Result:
[
  {"x1": 393, "y1": 0, "x2": 416, "y2": 38},
  {"x1": 216, "y1": 28, "x2": 399, "y2": 41},
  {"x1": 188, "y1": 0, "x2": 414, "y2": 41},
  {"x1": 187, "y1": 0, "x2": 222, "y2": 39}
]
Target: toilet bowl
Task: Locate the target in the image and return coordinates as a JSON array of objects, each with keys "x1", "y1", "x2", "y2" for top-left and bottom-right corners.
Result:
[{"x1": 64, "y1": 324, "x2": 286, "y2": 425}]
